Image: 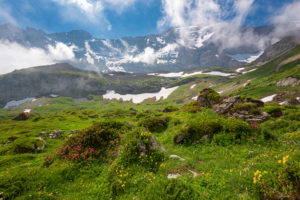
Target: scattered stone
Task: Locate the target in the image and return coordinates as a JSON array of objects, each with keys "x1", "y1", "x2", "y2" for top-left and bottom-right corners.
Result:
[
  {"x1": 188, "y1": 169, "x2": 199, "y2": 177},
  {"x1": 280, "y1": 98, "x2": 300, "y2": 106},
  {"x1": 129, "y1": 108, "x2": 138, "y2": 112},
  {"x1": 71, "y1": 129, "x2": 79, "y2": 134},
  {"x1": 37, "y1": 137, "x2": 47, "y2": 152},
  {"x1": 277, "y1": 77, "x2": 300, "y2": 87},
  {"x1": 167, "y1": 173, "x2": 181, "y2": 179},
  {"x1": 174, "y1": 134, "x2": 187, "y2": 144},
  {"x1": 88, "y1": 114, "x2": 99, "y2": 118},
  {"x1": 13, "y1": 112, "x2": 30, "y2": 121},
  {"x1": 138, "y1": 142, "x2": 147, "y2": 157},
  {"x1": 170, "y1": 155, "x2": 185, "y2": 161},
  {"x1": 197, "y1": 88, "x2": 222, "y2": 108},
  {"x1": 47, "y1": 130, "x2": 63, "y2": 139},
  {"x1": 149, "y1": 136, "x2": 167, "y2": 152}
]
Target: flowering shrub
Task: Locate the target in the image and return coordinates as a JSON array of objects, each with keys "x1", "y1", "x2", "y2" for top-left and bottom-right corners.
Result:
[
  {"x1": 57, "y1": 121, "x2": 126, "y2": 162},
  {"x1": 43, "y1": 153, "x2": 55, "y2": 167}
]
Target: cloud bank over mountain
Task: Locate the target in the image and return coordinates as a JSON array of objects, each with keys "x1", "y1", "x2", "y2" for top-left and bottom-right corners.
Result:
[{"x1": 0, "y1": 40, "x2": 76, "y2": 74}]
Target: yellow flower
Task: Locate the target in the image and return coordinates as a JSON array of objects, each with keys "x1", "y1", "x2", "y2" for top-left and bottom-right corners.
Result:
[
  {"x1": 253, "y1": 177, "x2": 257, "y2": 184},
  {"x1": 278, "y1": 160, "x2": 282, "y2": 164},
  {"x1": 121, "y1": 184, "x2": 125, "y2": 188},
  {"x1": 229, "y1": 169, "x2": 233, "y2": 173}
]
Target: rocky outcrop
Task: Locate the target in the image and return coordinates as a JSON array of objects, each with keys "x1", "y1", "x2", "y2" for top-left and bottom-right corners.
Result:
[
  {"x1": 213, "y1": 95, "x2": 270, "y2": 123},
  {"x1": 41, "y1": 130, "x2": 64, "y2": 139},
  {"x1": 13, "y1": 112, "x2": 30, "y2": 121},
  {"x1": 213, "y1": 96, "x2": 242, "y2": 114},
  {"x1": 197, "y1": 88, "x2": 222, "y2": 108},
  {"x1": 277, "y1": 77, "x2": 300, "y2": 87}
]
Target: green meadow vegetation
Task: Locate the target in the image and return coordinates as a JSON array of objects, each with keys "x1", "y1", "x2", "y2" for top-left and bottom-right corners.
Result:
[{"x1": 0, "y1": 45, "x2": 299, "y2": 200}]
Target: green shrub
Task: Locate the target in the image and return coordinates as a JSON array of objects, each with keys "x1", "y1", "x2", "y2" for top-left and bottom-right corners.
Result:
[
  {"x1": 232, "y1": 103, "x2": 260, "y2": 115},
  {"x1": 11, "y1": 137, "x2": 43, "y2": 153},
  {"x1": 115, "y1": 128, "x2": 165, "y2": 170},
  {"x1": 140, "y1": 177, "x2": 200, "y2": 200},
  {"x1": 241, "y1": 96, "x2": 264, "y2": 107},
  {"x1": 139, "y1": 116, "x2": 169, "y2": 132},
  {"x1": 57, "y1": 121, "x2": 127, "y2": 161},
  {"x1": 181, "y1": 101, "x2": 202, "y2": 113},
  {"x1": 175, "y1": 116, "x2": 252, "y2": 145},
  {"x1": 264, "y1": 105, "x2": 283, "y2": 118},
  {"x1": 163, "y1": 105, "x2": 179, "y2": 113}
]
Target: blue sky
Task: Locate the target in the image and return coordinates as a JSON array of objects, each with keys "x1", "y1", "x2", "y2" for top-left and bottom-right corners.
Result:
[{"x1": 0, "y1": 0, "x2": 298, "y2": 39}]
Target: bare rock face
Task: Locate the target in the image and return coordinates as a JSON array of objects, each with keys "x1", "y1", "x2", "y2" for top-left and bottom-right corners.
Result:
[
  {"x1": 197, "y1": 88, "x2": 222, "y2": 108},
  {"x1": 13, "y1": 112, "x2": 30, "y2": 121},
  {"x1": 213, "y1": 96, "x2": 242, "y2": 114},
  {"x1": 277, "y1": 77, "x2": 300, "y2": 87}
]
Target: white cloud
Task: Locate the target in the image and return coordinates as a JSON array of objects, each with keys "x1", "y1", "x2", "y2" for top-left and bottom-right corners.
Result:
[
  {"x1": 0, "y1": 40, "x2": 76, "y2": 75},
  {"x1": 158, "y1": 0, "x2": 275, "y2": 51},
  {"x1": 272, "y1": 1, "x2": 300, "y2": 37},
  {"x1": 50, "y1": 0, "x2": 138, "y2": 29}
]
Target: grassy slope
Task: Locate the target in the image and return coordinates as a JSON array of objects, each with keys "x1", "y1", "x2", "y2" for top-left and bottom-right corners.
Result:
[{"x1": 0, "y1": 47, "x2": 300, "y2": 199}]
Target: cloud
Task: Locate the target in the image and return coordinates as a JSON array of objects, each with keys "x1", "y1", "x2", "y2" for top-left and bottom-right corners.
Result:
[
  {"x1": 0, "y1": 40, "x2": 76, "y2": 75},
  {"x1": 50, "y1": 0, "x2": 138, "y2": 30},
  {"x1": 157, "y1": 0, "x2": 276, "y2": 51},
  {"x1": 272, "y1": 1, "x2": 300, "y2": 37}
]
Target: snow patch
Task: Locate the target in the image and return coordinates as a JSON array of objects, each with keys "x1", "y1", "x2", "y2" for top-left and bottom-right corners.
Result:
[
  {"x1": 190, "y1": 84, "x2": 197, "y2": 89},
  {"x1": 4, "y1": 97, "x2": 36, "y2": 108},
  {"x1": 103, "y1": 86, "x2": 179, "y2": 104},
  {"x1": 242, "y1": 68, "x2": 257, "y2": 74},
  {"x1": 50, "y1": 94, "x2": 59, "y2": 98},
  {"x1": 261, "y1": 94, "x2": 277, "y2": 102},
  {"x1": 236, "y1": 67, "x2": 245, "y2": 73},
  {"x1": 149, "y1": 71, "x2": 232, "y2": 78},
  {"x1": 24, "y1": 109, "x2": 31, "y2": 113}
]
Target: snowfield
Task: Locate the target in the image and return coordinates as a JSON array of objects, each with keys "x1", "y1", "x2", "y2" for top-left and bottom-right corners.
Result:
[{"x1": 103, "y1": 86, "x2": 179, "y2": 104}]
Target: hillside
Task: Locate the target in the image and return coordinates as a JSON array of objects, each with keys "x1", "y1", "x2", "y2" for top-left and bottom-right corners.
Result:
[{"x1": 0, "y1": 42, "x2": 299, "y2": 200}]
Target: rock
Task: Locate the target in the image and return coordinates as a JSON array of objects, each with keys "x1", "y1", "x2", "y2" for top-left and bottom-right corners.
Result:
[
  {"x1": 37, "y1": 137, "x2": 47, "y2": 152},
  {"x1": 129, "y1": 108, "x2": 137, "y2": 112},
  {"x1": 213, "y1": 96, "x2": 242, "y2": 114},
  {"x1": 197, "y1": 88, "x2": 222, "y2": 108},
  {"x1": 138, "y1": 136, "x2": 166, "y2": 157},
  {"x1": 213, "y1": 95, "x2": 270, "y2": 123},
  {"x1": 48, "y1": 130, "x2": 63, "y2": 139},
  {"x1": 138, "y1": 142, "x2": 147, "y2": 157},
  {"x1": 88, "y1": 114, "x2": 99, "y2": 118},
  {"x1": 277, "y1": 77, "x2": 300, "y2": 87},
  {"x1": 149, "y1": 136, "x2": 166, "y2": 152},
  {"x1": 13, "y1": 112, "x2": 30, "y2": 121},
  {"x1": 71, "y1": 129, "x2": 79, "y2": 134},
  {"x1": 168, "y1": 173, "x2": 181, "y2": 179},
  {"x1": 174, "y1": 134, "x2": 186, "y2": 144},
  {"x1": 170, "y1": 155, "x2": 185, "y2": 161}
]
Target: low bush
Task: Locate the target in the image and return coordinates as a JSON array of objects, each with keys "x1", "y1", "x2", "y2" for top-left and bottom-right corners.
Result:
[
  {"x1": 56, "y1": 121, "x2": 126, "y2": 162},
  {"x1": 174, "y1": 115, "x2": 253, "y2": 145},
  {"x1": 163, "y1": 105, "x2": 179, "y2": 113},
  {"x1": 139, "y1": 116, "x2": 169, "y2": 132},
  {"x1": 11, "y1": 137, "x2": 43, "y2": 153},
  {"x1": 181, "y1": 101, "x2": 202, "y2": 113},
  {"x1": 115, "y1": 128, "x2": 165, "y2": 170}
]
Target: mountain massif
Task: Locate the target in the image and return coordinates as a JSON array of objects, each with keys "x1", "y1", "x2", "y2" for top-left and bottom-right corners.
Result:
[{"x1": 0, "y1": 23, "x2": 280, "y2": 73}]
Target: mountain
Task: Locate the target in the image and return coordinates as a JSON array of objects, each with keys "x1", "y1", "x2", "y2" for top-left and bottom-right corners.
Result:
[{"x1": 0, "y1": 23, "x2": 279, "y2": 73}]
